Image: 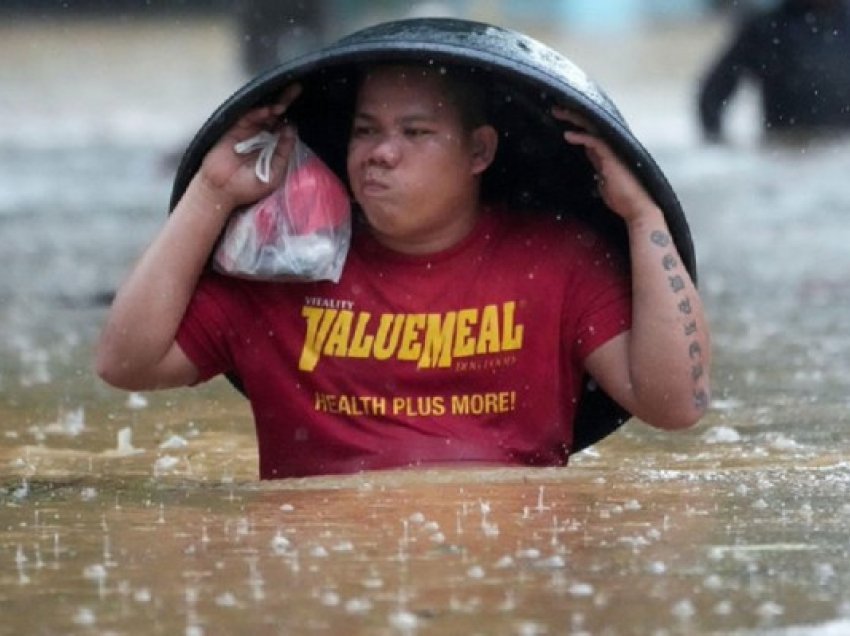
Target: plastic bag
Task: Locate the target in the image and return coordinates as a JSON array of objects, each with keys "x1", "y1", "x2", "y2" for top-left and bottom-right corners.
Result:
[{"x1": 213, "y1": 131, "x2": 351, "y2": 282}]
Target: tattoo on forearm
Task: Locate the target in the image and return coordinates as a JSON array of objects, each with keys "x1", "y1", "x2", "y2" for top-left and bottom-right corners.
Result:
[
  {"x1": 669, "y1": 275, "x2": 685, "y2": 293},
  {"x1": 649, "y1": 228, "x2": 708, "y2": 415},
  {"x1": 651, "y1": 230, "x2": 671, "y2": 247}
]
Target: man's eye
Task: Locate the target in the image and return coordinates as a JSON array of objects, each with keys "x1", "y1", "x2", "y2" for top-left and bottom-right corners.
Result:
[
  {"x1": 404, "y1": 128, "x2": 432, "y2": 138},
  {"x1": 352, "y1": 125, "x2": 376, "y2": 137}
]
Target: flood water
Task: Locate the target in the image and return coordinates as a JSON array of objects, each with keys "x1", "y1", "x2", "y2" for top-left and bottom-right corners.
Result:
[{"x1": 2, "y1": 14, "x2": 850, "y2": 636}]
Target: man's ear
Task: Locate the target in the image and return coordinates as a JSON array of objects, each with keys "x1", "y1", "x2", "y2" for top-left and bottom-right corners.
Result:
[{"x1": 470, "y1": 125, "x2": 499, "y2": 175}]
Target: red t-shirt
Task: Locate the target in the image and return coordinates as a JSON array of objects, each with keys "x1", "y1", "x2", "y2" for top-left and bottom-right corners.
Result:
[{"x1": 176, "y1": 208, "x2": 631, "y2": 478}]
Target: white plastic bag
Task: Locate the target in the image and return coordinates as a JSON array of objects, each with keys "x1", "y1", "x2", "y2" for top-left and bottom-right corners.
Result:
[{"x1": 213, "y1": 131, "x2": 351, "y2": 282}]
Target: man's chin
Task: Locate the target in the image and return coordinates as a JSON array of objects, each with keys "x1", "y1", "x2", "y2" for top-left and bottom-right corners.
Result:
[{"x1": 362, "y1": 208, "x2": 404, "y2": 234}]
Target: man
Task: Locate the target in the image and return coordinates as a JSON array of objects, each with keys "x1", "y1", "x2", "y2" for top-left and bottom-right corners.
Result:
[
  {"x1": 96, "y1": 64, "x2": 711, "y2": 478},
  {"x1": 698, "y1": 0, "x2": 850, "y2": 141}
]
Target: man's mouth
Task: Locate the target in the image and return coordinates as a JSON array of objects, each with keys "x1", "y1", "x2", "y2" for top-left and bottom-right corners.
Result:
[{"x1": 361, "y1": 176, "x2": 390, "y2": 195}]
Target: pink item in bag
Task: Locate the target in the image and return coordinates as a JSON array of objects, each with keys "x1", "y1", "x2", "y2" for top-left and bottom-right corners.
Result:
[{"x1": 213, "y1": 132, "x2": 351, "y2": 282}]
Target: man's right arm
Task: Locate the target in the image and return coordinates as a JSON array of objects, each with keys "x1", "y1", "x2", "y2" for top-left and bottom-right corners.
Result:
[
  {"x1": 95, "y1": 87, "x2": 301, "y2": 391},
  {"x1": 94, "y1": 177, "x2": 235, "y2": 390}
]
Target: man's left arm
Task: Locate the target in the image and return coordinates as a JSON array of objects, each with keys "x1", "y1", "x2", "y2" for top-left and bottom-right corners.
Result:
[
  {"x1": 554, "y1": 107, "x2": 711, "y2": 430},
  {"x1": 583, "y1": 204, "x2": 711, "y2": 430}
]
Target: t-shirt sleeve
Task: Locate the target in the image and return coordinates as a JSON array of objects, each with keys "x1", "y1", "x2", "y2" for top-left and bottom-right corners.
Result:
[
  {"x1": 565, "y1": 226, "x2": 632, "y2": 363},
  {"x1": 175, "y1": 275, "x2": 238, "y2": 384}
]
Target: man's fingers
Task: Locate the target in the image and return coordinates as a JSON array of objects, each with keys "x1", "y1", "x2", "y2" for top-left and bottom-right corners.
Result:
[
  {"x1": 564, "y1": 130, "x2": 606, "y2": 167},
  {"x1": 232, "y1": 83, "x2": 304, "y2": 132},
  {"x1": 551, "y1": 104, "x2": 596, "y2": 133},
  {"x1": 277, "y1": 83, "x2": 303, "y2": 112},
  {"x1": 275, "y1": 125, "x2": 298, "y2": 161},
  {"x1": 563, "y1": 129, "x2": 596, "y2": 146}
]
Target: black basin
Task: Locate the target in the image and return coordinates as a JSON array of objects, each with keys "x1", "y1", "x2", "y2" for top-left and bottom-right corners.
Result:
[{"x1": 170, "y1": 17, "x2": 697, "y2": 454}]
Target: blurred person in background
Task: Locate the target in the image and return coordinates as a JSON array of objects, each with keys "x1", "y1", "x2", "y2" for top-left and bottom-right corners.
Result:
[
  {"x1": 237, "y1": 0, "x2": 327, "y2": 74},
  {"x1": 698, "y1": 0, "x2": 850, "y2": 141},
  {"x1": 158, "y1": 2, "x2": 328, "y2": 172}
]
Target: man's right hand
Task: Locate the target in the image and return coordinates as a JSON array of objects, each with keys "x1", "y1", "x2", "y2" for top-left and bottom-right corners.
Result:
[{"x1": 198, "y1": 83, "x2": 303, "y2": 211}]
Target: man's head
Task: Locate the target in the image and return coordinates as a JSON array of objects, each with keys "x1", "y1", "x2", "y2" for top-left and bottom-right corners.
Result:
[{"x1": 346, "y1": 63, "x2": 498, "y2": 255}]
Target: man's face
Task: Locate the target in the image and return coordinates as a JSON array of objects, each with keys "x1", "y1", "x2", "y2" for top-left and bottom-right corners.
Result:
[{"x1": 347, "y1": 66, "x2": 492, "y2": 254}]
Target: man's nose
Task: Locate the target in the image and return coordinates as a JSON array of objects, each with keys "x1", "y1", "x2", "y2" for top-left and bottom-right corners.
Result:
[{"x1": 367, "y1": 133, "x2": 402, "y2": 166}]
